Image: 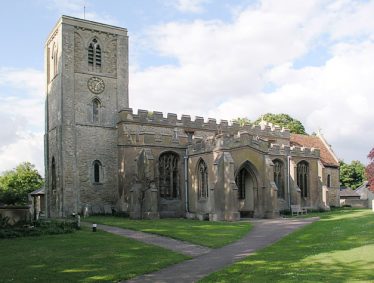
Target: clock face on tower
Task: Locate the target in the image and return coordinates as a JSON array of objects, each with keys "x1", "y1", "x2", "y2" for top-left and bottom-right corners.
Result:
[{"x1": 87, "y1": 77, "x2": 105, "y2": 94}]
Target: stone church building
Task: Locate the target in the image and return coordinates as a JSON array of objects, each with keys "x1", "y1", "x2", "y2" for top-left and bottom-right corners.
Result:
[{"x1": 45, "y1": 16, "x2": 340, "y2": 220}]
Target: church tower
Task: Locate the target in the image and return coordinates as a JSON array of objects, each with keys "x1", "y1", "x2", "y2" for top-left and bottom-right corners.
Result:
[{"x1": 44, "y1": 16, "x2": 128, "y2": 217}]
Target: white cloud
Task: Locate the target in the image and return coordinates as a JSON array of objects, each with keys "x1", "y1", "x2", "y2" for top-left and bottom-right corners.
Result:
[
  {"x1": 0, "y1": 133, "x2": 44, "y2": 175},
  {"x1": 130, "y1": 0, "x2": 374, "y2": 163},
  {"x1": 0, "y1": 68, "x2": 44, "y2": 174},
  {"x1": 172, "y1": 0, "x2": 210, "y2": 13}
]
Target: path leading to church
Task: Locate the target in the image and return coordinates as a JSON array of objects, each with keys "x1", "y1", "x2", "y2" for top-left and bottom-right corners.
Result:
[
  {"x1": 88, "y1": 223, "x2": 212, "y2": 257},
  {"x1": 89, "y1": 217, "x2": 319, "y2": 283}
]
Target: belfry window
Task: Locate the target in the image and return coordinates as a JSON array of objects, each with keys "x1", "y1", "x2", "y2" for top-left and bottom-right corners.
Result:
[
  {"x1": 297, "y1": 161, "x2": 309, "y2": 198},
  {"x1": 93, "y1": 160, "x2": 102, "y2": 183},
  {"x1": 92, "y1": 98, "x2": 100, "y2": 123},
  {"x1": 273, "y1": 159, "x2": 285, "y2": 199},
  {"x1": 197, "y1": 159, "x2": 208, "y2": 199},
  {"x1": 88, "y1": 38, "x2": 102, "y2": 70},
  {"x1": 159, "y1": 152, "x2": 179, "y2": 199}
]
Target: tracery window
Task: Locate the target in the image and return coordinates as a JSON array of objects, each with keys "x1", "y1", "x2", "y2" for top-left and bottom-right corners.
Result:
[
  {"x1": 197, "y1": 159, "x2": 208, "y2": 199},
  {"x1": 159, "y1": 152, "x2": 179, "y2": 199},
  {"x1": 92, "y1": 98, "x2": 101, "y2": 123},
  {"x1": 88, "y1": 38, "x2": 102, "y2": 70},
  {"x1": 297, "y1": 161, "x2": 309, "y2": 198},
  {"x1": 93, "y1": 160, "x2": 102, "y2": 183},
  {"x1": 273, "y1": 159, "x2": 285, "y2": 199}
]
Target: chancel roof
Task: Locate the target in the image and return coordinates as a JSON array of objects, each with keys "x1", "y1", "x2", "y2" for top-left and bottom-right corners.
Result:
[{"x1": 290, "y1": 134, "x2": 339, "y2": 168}]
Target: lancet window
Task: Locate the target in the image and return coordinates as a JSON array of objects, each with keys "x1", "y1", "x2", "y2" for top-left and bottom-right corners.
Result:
[
  {"x1": 92, "y1": 98, "x2": 101, "y2": 123},
  {"x1": 93, "y1": 160, "x2": 102, "y2": 183},
  {"x1": 51, "y1": 157, "x2": 56, "y2": 191}
]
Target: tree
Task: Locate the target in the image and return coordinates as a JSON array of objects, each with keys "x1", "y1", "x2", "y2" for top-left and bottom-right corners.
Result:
[
  {"x1": 366, "y1": 148, "x2": 374, "y2": 191},
  {"x1": 231, "y1": 117, "x2": 251, "y2": 127},
  {"x1": 339, "y1": 160, "x2": 366, "y2": 189},
  {"x1": 254, "y1": 113, "x2": 307, "y2": 134},
  {"x1": 0, "y1": 162, "x2": 44, "y2": 205}
]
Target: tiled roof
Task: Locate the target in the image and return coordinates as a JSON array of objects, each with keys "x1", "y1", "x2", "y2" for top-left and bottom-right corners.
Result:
[
  {"x1": 290, "y1": 134, "x2": 339, "y2": 167},
  {"x1": 339, "y1": 187, "x2": 360, "y2": 197}
]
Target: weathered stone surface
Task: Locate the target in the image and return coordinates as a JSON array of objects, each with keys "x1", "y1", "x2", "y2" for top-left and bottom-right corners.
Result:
[{"x1": 45, "y1": 16, "x2": 340, "y2": 220}]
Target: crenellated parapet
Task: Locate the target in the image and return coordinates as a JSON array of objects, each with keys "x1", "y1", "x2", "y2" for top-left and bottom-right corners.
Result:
[
  {"x1": 118, "y1": 108, "x2": 290, "y2": 139},
  {"x1": 269, "y1": 143, "x2": 320, "y2": 159},
  {"x1": 188, "y1": 131, "x2": 269, "y2": 154}
]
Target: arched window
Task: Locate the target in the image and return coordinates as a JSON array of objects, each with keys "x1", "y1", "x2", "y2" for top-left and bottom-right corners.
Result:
[
  {"x1": 297, "y1": 161, "x2": 309, "y2": 198},
  {"x1": 159, "y1": 152, "x2": 179, "y2": 199},
  {"x1": 51, "y1": 157, "x2": 56, "y2": 191},
  {"x1": 93, "y1": 160, "x2": 102, "y2": 183},
  {"x1": 273, "y1": 159, "x2": 285, "y2": 199},
  {"x1": 197, "y1": 159, "x2": 208, "y2": 199},
  {"x1": 92, "y1": 98, "x2": 100, "y2": 123},
  {"x1": 88, "y1": 38, "x2": 102, "y2": 70},
  {"x1": 327, "y1": 174, "x2": 331, "y2": 188}
]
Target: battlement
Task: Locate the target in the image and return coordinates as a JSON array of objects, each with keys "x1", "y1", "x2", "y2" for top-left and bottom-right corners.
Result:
[
  {"x1": 118, "y1": 108, "x2": 290, "y2": 138},
  {"x1": 269, "y1": 143, "x2": 320, "y2": 158},
  {"x1": 189, "y1": 132, "x2": 269, "y2": 154}
]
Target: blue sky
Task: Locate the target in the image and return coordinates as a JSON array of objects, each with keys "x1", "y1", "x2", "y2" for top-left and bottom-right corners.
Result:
[{"x1": 0, "y1": 0, "x2": 373, "y2": 174}]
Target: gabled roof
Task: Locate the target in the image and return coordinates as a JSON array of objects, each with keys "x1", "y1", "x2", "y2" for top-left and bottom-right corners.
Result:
[
  {"x1": 355, "y1": 181, "x2": 369, "y2": 194},
  {"x1": 290, "y1": 133, "x2": 339, "y2": 167},
  {"x1": 339, "y1": 187, "x2": 360, "y2": 197},
  {"x1": 30, "y1": 187, "x2": 45, "y2": 196}
]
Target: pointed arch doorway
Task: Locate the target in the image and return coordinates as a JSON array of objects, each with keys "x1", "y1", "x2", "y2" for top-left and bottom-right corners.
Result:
[{"x1": 235, "y1": 161, "x2": 259, "y2": 218}]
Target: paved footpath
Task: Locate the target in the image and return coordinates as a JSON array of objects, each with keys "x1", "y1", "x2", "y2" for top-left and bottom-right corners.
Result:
[
  {"x1": 87, "y1": 223, "x2": 211, "y2": 257},
  {"x1": 86, "y1": 217, "x2": 319, "y2": 283}
]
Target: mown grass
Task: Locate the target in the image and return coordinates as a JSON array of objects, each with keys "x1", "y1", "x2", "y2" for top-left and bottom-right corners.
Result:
[
  {"x1": 201, "y1": 208, "x2": 374, "y2": 283},
  {"x1": 0, "y1": 228, "x2": 188, "y2": 283},
  {"x1": 86, "y1": 216, "x2": 252, "y2": 248}
]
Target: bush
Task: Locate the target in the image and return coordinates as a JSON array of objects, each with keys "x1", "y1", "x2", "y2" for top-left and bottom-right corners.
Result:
[{"x1": 0, "y1": 219, "x2": 79, "y2": 239}]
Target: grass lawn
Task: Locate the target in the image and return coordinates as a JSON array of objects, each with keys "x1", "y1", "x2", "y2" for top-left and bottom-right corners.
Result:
[
  {"x1": 85, "y1": 216, "x2": 252, "y2": 248},
  {"x1": 0, "y1": 228, "x2": 188, "y2": 283},
  {"x1": 201, "y1": 208, "x2": 374, "y2": 283}
]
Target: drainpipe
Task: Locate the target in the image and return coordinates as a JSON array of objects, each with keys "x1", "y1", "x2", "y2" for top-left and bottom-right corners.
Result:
[
  {"x1": 184, "y1": 148, "x2": 189, "y2": 213},
  {"x1": 287, "y1": 155, "x2": 291, "y2": 210}
]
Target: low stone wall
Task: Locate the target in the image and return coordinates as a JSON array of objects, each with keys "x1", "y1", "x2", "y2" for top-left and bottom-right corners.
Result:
[
  {"x1": 340, "y1": 199, "x2": 368, "y2": 208},
  {"x1": 0, "y1": 206, "x2": 31, "y2": 225}
]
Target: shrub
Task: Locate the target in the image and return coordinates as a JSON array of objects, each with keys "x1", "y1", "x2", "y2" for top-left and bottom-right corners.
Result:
[{"x1": 0, "y1": 219, "x2": 79, "y2": 239}]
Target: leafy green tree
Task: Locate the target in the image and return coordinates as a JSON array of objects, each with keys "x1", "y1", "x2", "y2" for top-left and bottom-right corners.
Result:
[
  {"x1": 231, "y1": 117, "x2": 251, "y2": 127},
  {"x1": 365, "y1": 148, "x2": 374, "y2": 191},
  {"x1": 255, "y1": 113, "x2": 307, "y2": 134},
  {"x1": 340, "y1": 160, "x2": 366, "y2": 189},
  {"x1": 0, "y1": 162, "x2": 44, "y2": 205}
]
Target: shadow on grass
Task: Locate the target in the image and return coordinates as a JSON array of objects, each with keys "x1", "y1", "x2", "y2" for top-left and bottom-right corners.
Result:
[
  {"x1": 0, "y1": 228, "x2": 188, "y2": 283},
  {"x1": 202, "y1": 209, "x2": 374, "y2": 283},
  {"x1": 85, "y1": 217, "x2": 252, "y2": 248}
]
